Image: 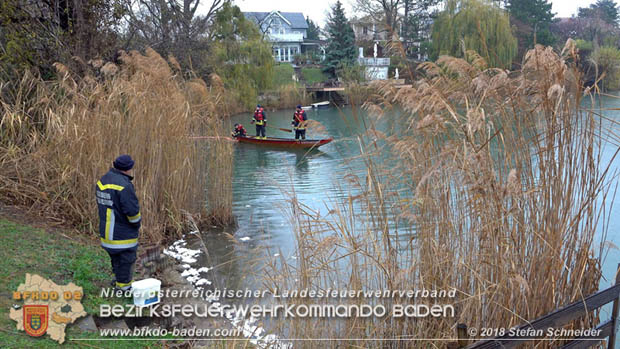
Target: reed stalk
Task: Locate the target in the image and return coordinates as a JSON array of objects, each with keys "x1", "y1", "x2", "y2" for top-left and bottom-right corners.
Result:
[
  {"x1": 263, "y1": 41, "x2": 615, "y2": 347},
  {"x1": 0, "y1": 48, "x2": 234, "y2": 241}
]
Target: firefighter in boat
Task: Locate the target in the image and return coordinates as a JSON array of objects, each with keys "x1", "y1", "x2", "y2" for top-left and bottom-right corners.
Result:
[
  {"x1": 231, "y1": 123, "x2": 247, "y2": 138},
  {"x1": 292, "y1": 105, "x2": 308, "y2": 140},
  {"x1": 251, "y1": 104, "x2": 267, "y2": 139}
]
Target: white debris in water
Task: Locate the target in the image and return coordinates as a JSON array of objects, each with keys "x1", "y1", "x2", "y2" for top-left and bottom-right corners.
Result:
[
  {"x1": 165, "y1": 235, "x2": 288, "y2": 349},
  {"x1": 273, "y1": 253, "x2": 280, "y2": 257},
  {"x1": 230, "y1": 315, "x2": 289, "y2": 348},
  {"x1": 245, "y1": 204, "x2": 251, "y2": 208},
  {"x1": 180, "y1": 266, "x2": 212, "y2": 285},
  {"x1": 204, "y1": 294, "x2": 219, "y2": 302},
  {"x1": 195, "y1": 278, "x2": 211, "y2": 286},
  {"x1": 181, "y1": 269, "x2": 198, "y2": 277},
  {"x1": 163, "y1": 239, "x2": 201, "y2": 264}
]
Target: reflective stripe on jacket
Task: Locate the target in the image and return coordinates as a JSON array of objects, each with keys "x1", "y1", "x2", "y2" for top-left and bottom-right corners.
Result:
[
  {"x1": 253, "y1": 108, "x2": 266, "y2": 125},
  {"x1": 96, "y1": 168, "x2": 141, "y2": 249}
]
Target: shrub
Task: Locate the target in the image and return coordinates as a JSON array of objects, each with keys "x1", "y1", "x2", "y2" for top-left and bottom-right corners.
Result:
[{"x1": 590, "y1": 45, "x2": 620, "y2": 90}]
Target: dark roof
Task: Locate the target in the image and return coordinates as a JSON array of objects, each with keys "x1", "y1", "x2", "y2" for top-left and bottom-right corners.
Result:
[{"x1": 244, "y1": 11, "x2": 308, "y2": 29}]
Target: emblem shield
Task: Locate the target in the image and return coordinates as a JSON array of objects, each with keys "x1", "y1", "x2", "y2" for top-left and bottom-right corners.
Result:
[{"x1": 24, "y1": 305, "x2": 48, "y2": 337}]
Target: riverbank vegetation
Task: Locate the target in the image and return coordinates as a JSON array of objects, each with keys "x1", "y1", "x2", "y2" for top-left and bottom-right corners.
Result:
[
  {"x1": 266, "y1": 41, "x2": 615, "y2": 346},
  {"x1": 0, "y1": 49, "x2": 233, "y2": 241},
  {"x1": 431, "y1": 0, "x2": 517, "y2": 68}
]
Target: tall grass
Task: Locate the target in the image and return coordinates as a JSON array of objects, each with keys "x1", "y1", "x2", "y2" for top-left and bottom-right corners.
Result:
[
  {"x1": 260, "y1": 83, "x2": 312, "y2": 110},
  {"x1": 0, "y1": 48, "x2": 234, "y2": 241},
  {"x1": 263, "y1": 41, "x2": 615, "y2": 346}
]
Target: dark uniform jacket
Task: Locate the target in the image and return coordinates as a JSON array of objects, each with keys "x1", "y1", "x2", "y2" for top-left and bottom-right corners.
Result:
[{"x1": 96, "y1": 168, "x2": 141, "y2": 250}]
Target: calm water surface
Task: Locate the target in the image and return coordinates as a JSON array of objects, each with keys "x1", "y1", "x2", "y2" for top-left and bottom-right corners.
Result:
[{"x1": 196, "y1": 101, "x2": 619, "y2": 295}]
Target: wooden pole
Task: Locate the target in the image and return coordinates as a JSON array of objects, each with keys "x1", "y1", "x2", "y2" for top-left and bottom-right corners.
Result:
[
  {"x1": 458, "y1": 323, "x2": 469, "y2": 348},
  {"x1": 609, "y1": 263, "x2": 620, "y2": 349}
]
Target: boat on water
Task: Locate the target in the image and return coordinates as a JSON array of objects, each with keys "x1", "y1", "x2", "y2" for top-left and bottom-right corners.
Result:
[
  {"x1": 301, "y1": 106, "x2": 312, "y2": 110},
  {"x1": 234, "y1": 136, "x2": 333, "y2": 149},
  {"x1": 312, "y1": 101, "x2": 330, "y2": 108}
]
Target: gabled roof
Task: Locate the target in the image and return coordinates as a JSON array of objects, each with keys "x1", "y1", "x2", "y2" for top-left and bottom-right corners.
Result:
[{"x1": 244, "y1": 11, "x2": 309, "y2": 29}]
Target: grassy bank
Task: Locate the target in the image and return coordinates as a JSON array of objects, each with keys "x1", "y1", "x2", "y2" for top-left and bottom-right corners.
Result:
[
  {"x1": 301, "y1": 67, "x2": 328, "y2": 85},
  {"x1": 0, "y1": 218, "x2": 158, "y2": 348}
]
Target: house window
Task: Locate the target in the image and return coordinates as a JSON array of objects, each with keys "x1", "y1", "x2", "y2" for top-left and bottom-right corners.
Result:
[{"x1": 363, "y1": 26, "x2": 368, "y2": 35}]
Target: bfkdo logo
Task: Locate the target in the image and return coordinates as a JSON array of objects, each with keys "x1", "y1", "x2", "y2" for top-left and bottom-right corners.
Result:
[
  {"x1": 10, "y1": 274, "x2": 87, "y2": 344},
  {"x1": 23, "y1": 305, "x2": 48, "y2": 337}
]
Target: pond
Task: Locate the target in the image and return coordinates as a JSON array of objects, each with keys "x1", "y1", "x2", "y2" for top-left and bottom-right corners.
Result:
[{"x1": 167, "y1": 100, "x2": 620, "y2": 343}]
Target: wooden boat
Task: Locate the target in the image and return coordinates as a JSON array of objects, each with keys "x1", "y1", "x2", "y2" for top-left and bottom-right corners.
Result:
[
  {"x1": 234, "y1": 136, "x2": 333, "y2": 149},
  {"x1": 312, "y1": 101, "x2": 330, "y2": 108}
]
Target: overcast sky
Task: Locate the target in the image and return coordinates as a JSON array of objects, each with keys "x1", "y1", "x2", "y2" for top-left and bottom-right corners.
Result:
[{"x1": 229, "y1": 0, "x2": 608, "y2": 27}]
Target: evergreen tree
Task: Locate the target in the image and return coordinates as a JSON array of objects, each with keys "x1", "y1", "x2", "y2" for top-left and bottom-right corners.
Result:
[
  {"x1": 579, "y1": 0, "x2": 619, "y2": 28},
  {"x1": 323, "y1": 0, "x2": 357, "y2": 77},
  {"x1": 431, "y1": 0, "x2": 517, "y2": 68},
  {"x1": 306, "y1": 17, "x2": 321, "y2": 40},
  {"x1": 402, "y1": 0, "x2": 439, "y2": 59},
  {"x1": 506, "y1": 0, "x2": 555, "y2": 52}
]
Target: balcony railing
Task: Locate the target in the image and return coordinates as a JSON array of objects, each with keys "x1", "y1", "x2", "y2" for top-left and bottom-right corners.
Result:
[
  {"x1": 358, "y1": 57, "x2": 390, "y2": 66},
  {"x1": 268, "y1": 32, "x2": 304, "y2": 42}
]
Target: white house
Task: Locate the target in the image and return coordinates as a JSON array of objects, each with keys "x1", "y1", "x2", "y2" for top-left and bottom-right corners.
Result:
[{"x1": 244, "y1": 11, "x2": 312, "y2": 63}]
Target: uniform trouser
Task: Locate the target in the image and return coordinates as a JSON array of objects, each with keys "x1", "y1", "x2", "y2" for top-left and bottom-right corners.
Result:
[
  {"x1": 256, "y1": 124, "x2": 266, "y2": 137},
  {"x1": 295, "y1": 129, "x2": 306, "y2": 140},
  {"x1": 105, "y1": 246, "x2": 137, "y2": 285}
]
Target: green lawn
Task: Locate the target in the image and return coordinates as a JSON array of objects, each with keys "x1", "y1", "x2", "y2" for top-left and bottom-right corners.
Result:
[
  {"x1": 301, "y1": 67, "x2": 329, "y2": 85},
  {"x1": 272, "y1": 63, "x2": 295, "y2": 87},
  {"x1": 0, "y1": 219, "x2": 158, "y2": 348}
]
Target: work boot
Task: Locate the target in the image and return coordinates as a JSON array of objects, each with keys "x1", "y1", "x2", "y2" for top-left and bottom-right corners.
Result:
[{"x1": 114, "y1": 281, "x2": 133, "y2": 293}]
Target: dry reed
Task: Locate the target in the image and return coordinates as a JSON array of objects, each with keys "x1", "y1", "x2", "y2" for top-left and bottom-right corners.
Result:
[
  {"x1": 263, "y1": 41, "x2": 615, "y2": 347},
  {"x1": 0, "y1": 48, "x2": 234, "y2": 242},
  {"x1": 259, "y1": 83, "x2": 312, "y2": 111}
]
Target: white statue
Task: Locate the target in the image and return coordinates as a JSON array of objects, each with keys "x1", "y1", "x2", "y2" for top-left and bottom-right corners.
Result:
[
  {"x1": 373, "y1": 42, "x2": 378, "y2": 58},
  {"x1": 395, "y1": 68, "x2": 399, "y2": 80}
]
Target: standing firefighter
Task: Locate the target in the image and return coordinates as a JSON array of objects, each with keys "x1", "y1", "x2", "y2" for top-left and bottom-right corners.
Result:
[
  {"x1": 292, "y1": 105, "x2": 308, "y2": 140},
  {"x1": 96, "y1": 155, "x2": 141, "y2": 291},
  {"x1": 252, "y1": 104, "x2": 267, "y2": 139}
]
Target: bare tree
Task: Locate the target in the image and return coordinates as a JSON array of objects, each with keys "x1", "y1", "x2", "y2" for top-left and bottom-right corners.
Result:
[
  {"x1": 354, "y1": 0, "x2": 402, "y2": 39},
  {"x1": 122, "y1": 0, "x2": 224, "y2": 61}
]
